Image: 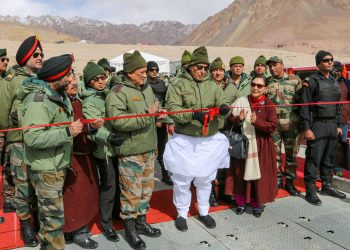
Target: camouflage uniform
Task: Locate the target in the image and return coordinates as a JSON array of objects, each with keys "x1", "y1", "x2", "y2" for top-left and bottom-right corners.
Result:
[
  {"x1": 0, "y1": 66, "x2": 33, "y2": 214},
  {"x1": 118, "y1": 151, "x2": 155, "y2": 219},
  {"x1": 1, "y1": 140, "x2": 15, "y2": 208},
  {"x1": 266, "y1": 73, "x2": 302, "y2": 180},
  {"x1": 10, "y1": 143, "x2": 35, "y2": 220},
  {"x1": 30, "y1": 170, "x2": 65, "y2": 250}
]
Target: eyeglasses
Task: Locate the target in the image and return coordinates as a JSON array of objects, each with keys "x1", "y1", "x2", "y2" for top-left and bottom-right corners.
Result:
[
  {"x1": 92, "y1": 75, "x2": 106, "y2": 82},
  {"x1": 33, "y1": 52, "x2": 44, "y2": 59},
  {"x1": 0, "y1": 58, "x2": 9, "y2": 63},
  {"x1": 251, "y1": 82, "x2": 266, "y2": 89},
  {"x1": 149, "y1": 68, "x2": 159, "y2": 72},
  {"x1": 321, "y1": 58, "x2": 333, "y2": 63},
  {"x1": 195, "y1": 65, "x2": 209, "y2": 71}
]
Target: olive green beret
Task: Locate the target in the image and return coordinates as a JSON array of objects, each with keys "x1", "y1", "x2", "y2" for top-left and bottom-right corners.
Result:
[
  {"x1": 97, "y1": 58, "x2": 110, "y2": 71},
  {"x1": 229, "y1": 56, "x2": 245, "y2": 66},
  {"x1": 181, "y1": 50, "x2": 192, "y2": 67},
  {"x1": 123, "y1": 50, "x2": 147, "y2": 73},
  {"x1": 210, "y1": 57, "x2": 225, "y2": 72},
  {"x1": 254, "y1": 55, "x2": 267, "y2": 66},
  {"x1": 189, "y1": 46, "x2": 209, "y2": 66},
  {"x1": 83, "y1": 62, "x2": 105, "y2": 85},
  {"x1": 0, "y1": 48, "x2": 7, "y2": 58}
]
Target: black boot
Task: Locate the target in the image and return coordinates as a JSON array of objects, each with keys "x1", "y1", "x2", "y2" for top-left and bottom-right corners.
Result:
[
  {"x1": 20, "y1": 219, "x2": 39, "y2": 247},
  {"x1": 124, "y1": 218, "x2": 146, "y2": 250},
  {"x1": 135, "y1": 215, "x2": 161, "y2": 237},
  {"x1": 321, "y1": 178, "x2": 346, "y2": 199},
  {"x1": 209, "y1": 182, "x2": 219, "y2": 207},
  {"x1": 277, "y1": 176, "x2": 283, "y2": 189},
  {"x1": 305, "y1": 183, "x2": 322, "y2": 206},
  {"x1": 160, "y1": 163, "x2": 173, "y2": 185},
  {"x1": 284, "y1": 179, "x2": 301, "y2": 196}
]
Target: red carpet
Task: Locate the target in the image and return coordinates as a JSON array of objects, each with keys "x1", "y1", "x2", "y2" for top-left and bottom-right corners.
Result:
[{"x1": 0, "y1": 157, "x2": 348, "y2": 250}]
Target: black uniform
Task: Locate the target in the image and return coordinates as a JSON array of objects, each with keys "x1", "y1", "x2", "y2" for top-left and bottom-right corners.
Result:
[{"x1": 300, "y1": 71, "x2": 341, "y2": 184}]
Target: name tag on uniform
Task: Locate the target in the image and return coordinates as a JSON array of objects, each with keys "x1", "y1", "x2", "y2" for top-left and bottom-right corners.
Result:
[{"x1": 131, "y1": 96, "x2": 142, "y2": 101}]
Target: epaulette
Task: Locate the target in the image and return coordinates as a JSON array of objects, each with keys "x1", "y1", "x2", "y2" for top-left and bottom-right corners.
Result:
[
  {"x1": 4, "y1": 72, "x2": 15, "y2": 81},
  {"x1": 34, "y1": 90, "x2": 45, "y2": 102},
  {"x1": 288, "y1": 74, "x2": 298, "y2": 81},
  {"x1": 112, "y1": 83, "x2": 123, "y2": 93}
]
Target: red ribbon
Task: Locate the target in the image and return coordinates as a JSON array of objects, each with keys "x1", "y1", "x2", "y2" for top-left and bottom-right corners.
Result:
[{"x1": 1, "y1": 100, "x2": 350, "y2": 134}]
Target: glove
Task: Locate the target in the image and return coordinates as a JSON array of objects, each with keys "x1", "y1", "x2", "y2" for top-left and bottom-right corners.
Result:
[
  {"x1": 192, "y1": 112, "x2": 207, "y2": 125},
  {"x1": 107, "y1": 133, "x2": 125, "y2": 146},
  {"x1": 10, "y1": 112, "x2": 19, "y2": 127},
  {"x1": 219, "y1": 104, "x2": 230, "y2": 116}
]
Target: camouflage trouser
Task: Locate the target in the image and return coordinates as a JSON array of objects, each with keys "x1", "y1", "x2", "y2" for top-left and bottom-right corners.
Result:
[
  {"x1": 10, "y1": 143, "x2": 35, "y2": 220},
  {"x1": 31, "y1": 170, "x2": 66, "y2": 250},
  {"x1": 118, "y1": 151, "x2": 155, "y2": 220},
  {"x1": 1, "y1": 139, "x2": 15, "y2": 205},
  {"x1": 272, "y1": 129, "x2": 301, "y2": 180}
]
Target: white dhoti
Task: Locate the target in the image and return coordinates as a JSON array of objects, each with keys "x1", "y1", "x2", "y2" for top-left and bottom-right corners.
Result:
[{"x1": 164, "y1": 132, "x2": 230, "y2": 219}]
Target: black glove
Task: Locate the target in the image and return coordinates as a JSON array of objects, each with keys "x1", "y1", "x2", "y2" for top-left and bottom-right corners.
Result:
[
  {"x1": 107, "y1": 133, "x2": 125, "y2": 146},
  {"x1": 192, "y1": 112, "x2": 207, "y2": 125},
  {"x1": 219, "y1": 104, "x2": 230, "y2": 116},
  {"x1": 10, "y1": 112, "x2": 19, "y2": 127}
]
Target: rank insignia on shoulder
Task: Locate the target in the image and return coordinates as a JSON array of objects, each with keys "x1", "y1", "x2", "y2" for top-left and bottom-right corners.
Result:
[
  {"x1": 33, "y1": 91, "x2": 45, "y2": 102},
  {"x1": 131, "y1": 96, "x2": 142, "y2": 101},
  {"x1": 59, "y1": 107, "x2": 65, "y2": 112},
  {"x1": 112, "y1": 83, "x2": 123, "y2": 93},
  {"x1": 5, "y1": 73, "x2": 14, "y2": 81}
]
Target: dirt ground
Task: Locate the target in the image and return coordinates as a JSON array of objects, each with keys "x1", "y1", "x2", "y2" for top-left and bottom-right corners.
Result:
[{"x1": 2, "y1": 40, "x2": 350, "y2": 74}]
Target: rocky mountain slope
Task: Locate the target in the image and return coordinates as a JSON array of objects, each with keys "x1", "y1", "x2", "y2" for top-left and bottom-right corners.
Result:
[
  {"x1": 182, "y1": 0, "x2": 350, "y2": 55},
  {"x1": 0, "y1": 15, "x2": 197, "y2": 45}
]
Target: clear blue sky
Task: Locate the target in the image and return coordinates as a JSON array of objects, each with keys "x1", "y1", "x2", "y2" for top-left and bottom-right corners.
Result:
[{"x1": 1, "y1": 0, "x2": 233, "y2": 24}]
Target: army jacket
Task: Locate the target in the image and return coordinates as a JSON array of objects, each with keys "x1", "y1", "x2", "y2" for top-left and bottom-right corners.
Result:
[
  {"x1": 19, "y1": 77, "x2": 73, "y2": 172},
  {"x1": 266, "y1": 73, "x2": 302, "y2": 130},
  {"x1": 106, "y1": 75, "x2": 157, "y2": 157},
  {"x1": 0, "y1": 65, "x2": 32, "y2": 142},
  {"x1": 81, "y1": 84, "x2": 115, "y2": 159},
  {"x1": 166, "y1": 70, "x2": 228, "y2": 137}
]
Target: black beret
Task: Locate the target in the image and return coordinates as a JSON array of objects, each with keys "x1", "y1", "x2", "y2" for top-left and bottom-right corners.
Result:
[
  {"x1": 147, "y1": 61, "x2": 159, "y2": 70},
  {"x1": 315, "y1": 50, "x2": 333, "y2": 66},
  {"x1": 16, "y1": 35, "x2": 42, "y2": 66},
  {"x1": 37, "y1": 54, "x2": 74, "y2": 82}
]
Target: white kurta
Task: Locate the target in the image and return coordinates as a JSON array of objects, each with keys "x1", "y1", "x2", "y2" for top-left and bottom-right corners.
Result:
[
  {"x1": 164, "y1": 131, "x2": 230, "y2": 219},
  {"x1": 164, "y1": 132, "x2": 230, "y2": 178}
]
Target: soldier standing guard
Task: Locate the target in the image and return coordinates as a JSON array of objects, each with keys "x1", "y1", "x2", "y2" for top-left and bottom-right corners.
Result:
[
  {"x1": 266, "y1": 56, "x2": 302, "y2": 196},
  {"x1": 301, "y1": 50, "x2": 346, "y2": 206},
  {"x1": 146, "y1": 61, "x2": 174, "y2": 185},
  {"x1": 106, "y1": 50, "x2": 163, "y2": 250},
  {"x1": 20, "y1": 54, "x2": 82, "y2": 250},
  {"x1": 0, "y1": 36, "x2": 45, "y2": 247},
  {"x1": 0, "y1": 48, "x2": 8, "y2": 79}
]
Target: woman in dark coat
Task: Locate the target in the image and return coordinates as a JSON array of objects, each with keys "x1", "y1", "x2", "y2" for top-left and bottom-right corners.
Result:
[
  {"x1": 225, "y1": 75, "x2": 278, "y2": 217},
  {"x1": 63, "y1": 75, "x2": 103, "y2": 249}
]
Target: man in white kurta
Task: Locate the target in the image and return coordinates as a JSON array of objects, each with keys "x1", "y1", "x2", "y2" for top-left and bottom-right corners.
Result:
[{"x1": 164, "y1": 46, "x2": 230, "y2": 231}]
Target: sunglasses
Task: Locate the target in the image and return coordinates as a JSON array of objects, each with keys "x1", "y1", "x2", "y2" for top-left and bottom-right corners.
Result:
[
  {"x1": 321, "y1": 58, "x2": 333, "y2": 63},
  {"x1": 149, "y1": 68, "x2": 159, "y2": 72},
  {"x1": 33, "y1": 52, "x2": 44, "y2": 59},
  {"x1": 251, "y1": 82, "x2": 266, "y2": 89},
  {"x1": 195, "y1": 65, "x2": 209, "y2": 71},
  {"x1": 92, "y1": 75, "x2": 106, "y2": 82},
  {"x1": 0, "y1": 58, "x2": 9, "y2": 63}
]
